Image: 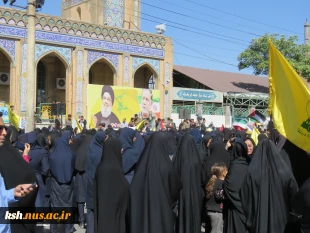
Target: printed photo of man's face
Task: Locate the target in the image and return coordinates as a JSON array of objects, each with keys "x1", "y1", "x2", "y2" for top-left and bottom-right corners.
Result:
[
  {"x1": 101, "y1": 92, "x2": 113, "y2": 118},
  {"x1": 141, "y1": 89, "x2": 152, "y2": 118}
]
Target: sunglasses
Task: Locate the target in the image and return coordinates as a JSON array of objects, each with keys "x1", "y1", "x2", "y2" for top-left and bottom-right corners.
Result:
[{"x1": 0, "y1": 125, "x2": 8, "y2": 131}]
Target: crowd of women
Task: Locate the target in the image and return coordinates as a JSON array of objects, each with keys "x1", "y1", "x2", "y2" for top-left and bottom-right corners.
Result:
[{"x1": 1, "y1": 122, "x2": 310, "y2": 233}]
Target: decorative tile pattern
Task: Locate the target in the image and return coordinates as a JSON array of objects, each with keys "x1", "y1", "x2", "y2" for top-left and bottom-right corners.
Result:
[
  {"x1": 35, "y1": 44, "x2": 71, "y2": 65},
  {"x1": 76, "y1": 50, "x2": 83, "y2": 114},
  {"x1": 123, "y1": 56, "x2": 129, "y2": 86},
  {"x1": 0, "y1": 38, "x2": 15, "y2": 64},
  {"x1": 87, "y1": 50, "x2": 119, "y2": 71},
  {"x1": 63, "y1": 0, "x2": 83, "y2": 8},
  {"x1": 104, "y1": 0, "x2": 124, "y2": 28},
  {"x1": 164, "y1": 62, "x2": 170, "y2": 118},
  {"x1": 20, "y1": 44, "x2": 27, "y2": 112},
  {"x1": 0, "y1": 25, "x2": 164, "y2": 58},
  {"x1": 132, "y1": 57, "x2": 160, "y2": 76}
]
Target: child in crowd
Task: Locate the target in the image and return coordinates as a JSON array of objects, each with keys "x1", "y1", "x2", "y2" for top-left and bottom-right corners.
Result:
[{"x1": 205, "y1": 163, "x2": 228, "y2": 233}]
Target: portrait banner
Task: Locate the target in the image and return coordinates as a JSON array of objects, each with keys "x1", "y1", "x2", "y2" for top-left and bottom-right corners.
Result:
[{"x1": 87, "y1": 85, "x2": 160, "y2": 128}]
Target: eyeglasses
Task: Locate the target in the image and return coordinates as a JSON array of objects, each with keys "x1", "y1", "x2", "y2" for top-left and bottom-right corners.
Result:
[{"x1": 0, "y1": 125, "x2": 8, "y2": 131}]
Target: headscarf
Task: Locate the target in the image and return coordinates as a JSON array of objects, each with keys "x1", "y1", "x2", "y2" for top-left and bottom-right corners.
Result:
[
  {"x1": 0, "y1": 141, "x2": 37, "y2": 233},
  {"x1": 74, "y1": 133, "x2": 93, "y2": 172},
  {"x1": 36, "y1": 133, "x2": 47, "y2": 148},
  {"x1": 205, "y1": 142, "x2": 230, "y2": 181},
  {"x1": 174, "y1": 134, "x2": 202, "y2": 233},
  {"x1": 49, "y1": 131, "x2": 75, "y2": 183},
  {"x1": 240, "y1": 139, "x2": 299, "y2": 233},
  {"x1": 223, "y1": 137, "x2": 250, "y2": 233},
  {"x1": 230, "y1": 138, "x2": 249, "y2": 161},
  {"x1": 5, "y1": 125, "x2": 19, "y2": 143},
  {"x1": 133, "y1": 131, "x2": 145, "y2": 155},
  {"x1": 120, "y1": 128, "x2": 140, "y2": 175},
  {"x1": 86, "y1": 131, "x2": 106, "y2": 179},
  {"x1": 190, "y1": 128, "x2": 201, "y2": 148},
  {"x1": 129, "y1": 132, "x2": 182, "y2": 233},
  {"x1": 244, "y1": 137, "x2": 257, "y2": 157},
  {"x1": 257, "y1": 133, "x2": 268, "y2": 144},
  {"x1": 94, "y1": 137, "x2": 129, "y2": 233},
  {"x1": 223, "y1": 128, "x2": 232, "y2": 142}
]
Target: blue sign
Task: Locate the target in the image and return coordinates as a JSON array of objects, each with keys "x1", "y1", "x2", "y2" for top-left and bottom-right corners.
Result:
[
  {"x1": 0, "y1": 106, "x2": 9, "y2": 124},
  {"x1": 173, "y1": 87, "x2": 223, "y2": 103}
]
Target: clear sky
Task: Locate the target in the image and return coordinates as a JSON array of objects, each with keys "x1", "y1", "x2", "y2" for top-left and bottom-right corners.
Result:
[{"x1": 1, "y1": 0, "x2": 309, "y2": 75}]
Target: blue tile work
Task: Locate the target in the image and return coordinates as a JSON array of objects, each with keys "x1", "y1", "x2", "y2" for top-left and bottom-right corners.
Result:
[
  {"x1": 20, "y1": 44, "x2": 27, "y2": 112},
  {"x1": 35, "y1": 44, "x2": 72, "y2": 65},
  {"x1": 76, "y1": 50, "x2": 83, "y2": 114},
  {"x1": 132, "y1": 57, "x2": 160, "y2": 76},
  {"x1": 104, "y1": 0, "x2": 124, "y2": 28},
  {"x1": 0, "y1": 38, "x2": 15, "y2": 64},
  {"x1": 0, "y1": 25, "x2": 164, "y2": 58},
  {"x1": 87, "y1": 50, "x2": 119, "y2": 71}
]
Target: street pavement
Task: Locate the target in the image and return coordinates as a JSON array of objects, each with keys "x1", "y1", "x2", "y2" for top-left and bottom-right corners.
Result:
[{"x1": 35, "y1": 223, "x2": 85, "y2": 233}]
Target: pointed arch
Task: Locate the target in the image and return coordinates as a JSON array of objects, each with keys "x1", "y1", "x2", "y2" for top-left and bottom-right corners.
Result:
[
  {"x1": 133, "y1": 63, "x2": 158, "y2": 89},
  {"x1": 88, "y1": 56, "x2": 117, "y2": 74},
  {"x1": 133, "y1": 62, "x2": 158, "y2": 77},
  {"x1": 35, "y1": 50, "x2": 70, "y2": 71},
  {"x1": 0, "y1": 42, "x2": 15, "y2": 66},
  {"x1": 89, "y1": 57, "x2": 116, "y2": 86}
]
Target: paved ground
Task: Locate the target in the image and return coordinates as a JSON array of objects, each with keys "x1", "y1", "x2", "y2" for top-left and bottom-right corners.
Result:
[{"x1": 35, "y1": 223, "x2": 85, "y2": 233}]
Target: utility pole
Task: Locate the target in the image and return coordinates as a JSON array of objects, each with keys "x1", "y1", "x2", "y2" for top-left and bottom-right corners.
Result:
[
  {"x1": 25, "y1": 0, "x2": 36, "y2": 132},
  {"x1": 3, "y1": 0, "x2": 44, "y2": 132}
]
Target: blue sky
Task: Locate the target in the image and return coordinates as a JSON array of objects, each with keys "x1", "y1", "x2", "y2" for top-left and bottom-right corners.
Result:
[{"x1": 1, "y1": 0, "x2": 309, "y2": 75}]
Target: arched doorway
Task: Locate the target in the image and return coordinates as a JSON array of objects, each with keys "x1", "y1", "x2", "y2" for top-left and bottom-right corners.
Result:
[
  {"x1": 134, "y1": 65, "x2": 157, "y2": 89},
  {"x1": 36, "y1": 53, "x2": 67, "y2": 105},
  {"x1": 0, "y1": 50, "x2": 11, "y2": 103},
  {"x1": 89, "y1": 59, "x2": 115, "y2": 85}
]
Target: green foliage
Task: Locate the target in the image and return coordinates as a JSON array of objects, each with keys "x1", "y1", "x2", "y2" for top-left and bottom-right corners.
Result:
[{"x1": 238, "y1": 34, "x2": 310, "y2": 81}]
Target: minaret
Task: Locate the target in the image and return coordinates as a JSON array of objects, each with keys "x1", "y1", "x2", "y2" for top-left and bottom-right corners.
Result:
[{"x1": 304, "y1": 19, "x2": 309, "y2": 45}]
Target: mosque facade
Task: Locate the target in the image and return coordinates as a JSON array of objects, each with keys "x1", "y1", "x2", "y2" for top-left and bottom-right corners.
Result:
[{"x1": 0, "y1": 0, "x2": 173, "y2": 121}]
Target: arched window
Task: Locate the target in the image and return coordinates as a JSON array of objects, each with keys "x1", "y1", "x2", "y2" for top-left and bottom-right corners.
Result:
[
  {"x1": 36, "y1": 60, "x2": 46, "y2": 103},
  {"x1": 148, "y1": 75, "x2": 155, "y2": 89}
]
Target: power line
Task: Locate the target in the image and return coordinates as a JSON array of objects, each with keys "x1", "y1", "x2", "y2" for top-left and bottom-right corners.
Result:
[
  {"x1": 87, "y1": 2, "x2": 249, "y2": 46},
  {"x1": 140, "y1": 1, "x2": 261, "y2": 37},
  {"x1": 159, "y1": 0, "x2": 269, "y2": 34},
  {"x1": 174, "y1": 39, "x2": 238, "y2": 67},
  {"x1": 172, "y1": 38, "x2": 241, "y2": 51},
  {"x1": 185, "y1": 0, "x2": 303, "y2": 36},
  {"x1": 85, "y1": 2, "x2": 248, "y2": 67}
]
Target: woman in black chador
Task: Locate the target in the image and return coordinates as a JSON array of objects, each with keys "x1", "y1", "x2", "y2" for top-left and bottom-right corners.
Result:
[
  {"x1": 94, "y1": 137, "x2": 129, "y2": 233},
  {"x1": 222, "y1": 138, "x2": 250, "y2": 233},
  {"x1": 129, "y1": 132, "x2": 182, "y2": 233},
  {"x1": 240, "y1": 139, "x2": 298, "y2": 233},
  {"x1": 174, "y1": 133, "x2": 203, "y2": 233}
]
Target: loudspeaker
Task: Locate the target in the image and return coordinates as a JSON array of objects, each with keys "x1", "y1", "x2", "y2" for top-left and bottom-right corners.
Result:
[
  {"x1": 184, "y1": 109, "x2": 191, "y2": 119},
  {"x1": 178, "y1": 108, "x2": 184, "y2": 119},
  {"x1": 51, "y1": 104, "x2": 58, "y2": 116},
  {"x1": 57, "y1": 103, "x2": 66, "y2": 115}
]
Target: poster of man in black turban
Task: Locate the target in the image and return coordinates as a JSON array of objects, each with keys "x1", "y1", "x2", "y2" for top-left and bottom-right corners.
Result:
[{"x1": 93, "y1": 85, "x2": 120, "y2": 128}]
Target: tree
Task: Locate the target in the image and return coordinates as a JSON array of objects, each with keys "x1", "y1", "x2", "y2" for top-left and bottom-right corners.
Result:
[{"x1": 238, "y1": 34, "x2": 310, "y2": 82}]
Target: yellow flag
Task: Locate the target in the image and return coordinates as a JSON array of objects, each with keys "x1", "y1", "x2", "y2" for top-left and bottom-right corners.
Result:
[
  {"x1": 251, "y1": 126, "x2": 260, "y2": 145},
  {"x1": 89, "y1": 115, "x2": 95, "y2": 129},
  {"x1": 136, "y1": 120, "x2": 146, "y2": 131},
  {"x1": 75, "y1": 117, "x2": 83, "y2": 133},
  {"x1": 7, "y1": 105, "x2": 20, "y2": 130},
  {"x1": 268, "y1": 40, "x2": 310, "y2": 152}
]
